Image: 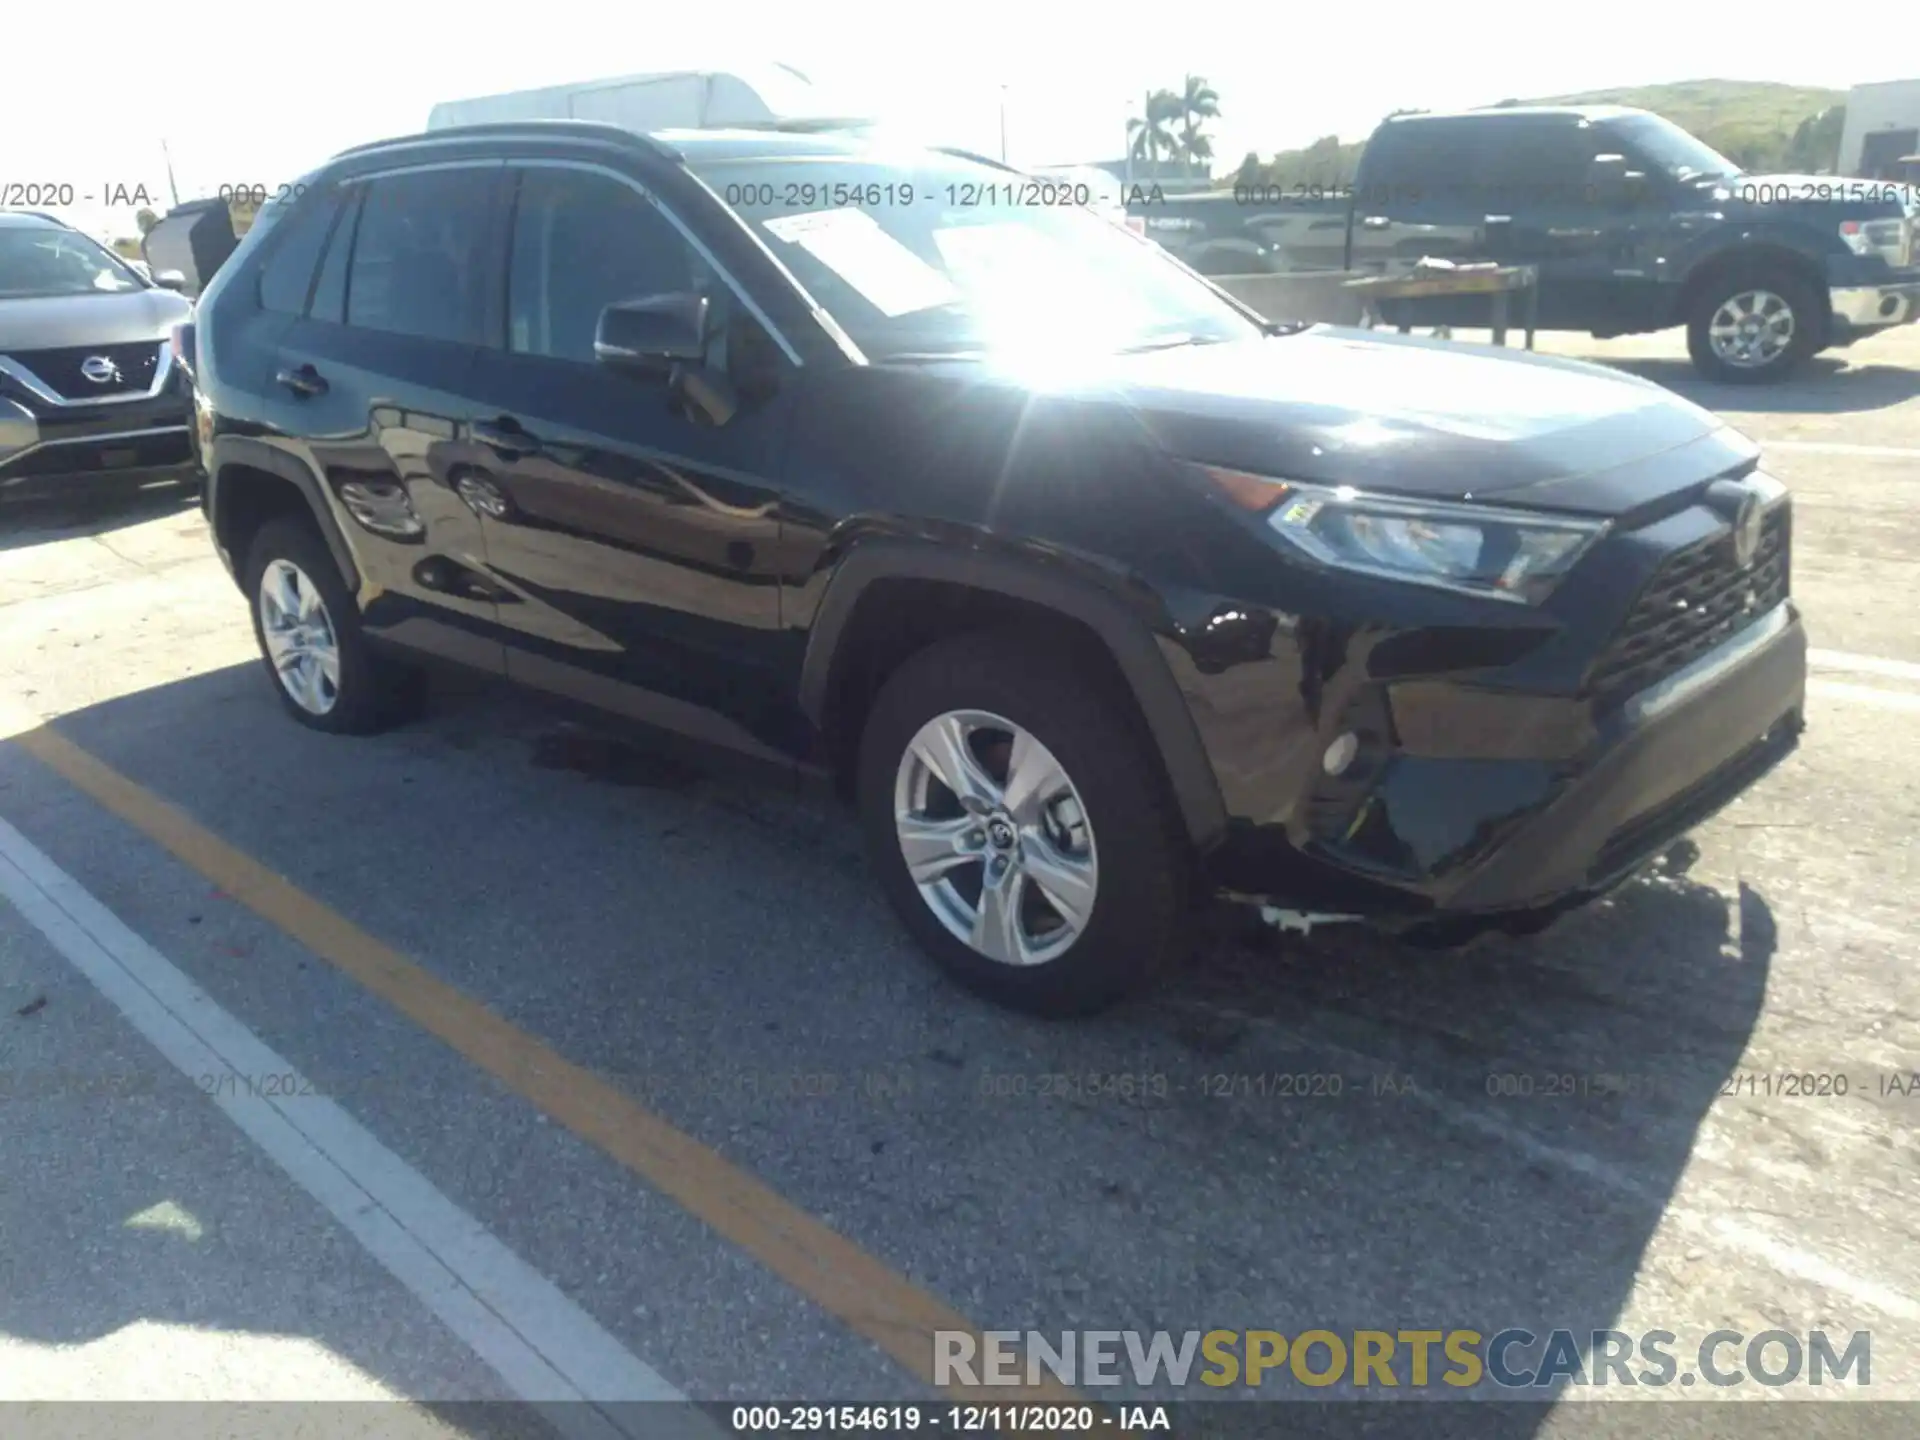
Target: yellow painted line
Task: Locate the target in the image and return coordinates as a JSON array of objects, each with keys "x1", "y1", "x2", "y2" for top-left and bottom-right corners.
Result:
[{"x1": 3, "y1": 703, "x2": 1082, "y2": 1411}]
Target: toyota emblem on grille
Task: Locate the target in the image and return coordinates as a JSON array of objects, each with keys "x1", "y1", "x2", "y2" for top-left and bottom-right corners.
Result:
[
  {"x1": 79, "y1": 355, "x2": 122, "y2": 385},
  {"x1": 1706, "y1": 477, "x2": 1766, "y2": 569},
  {"x1": 1730, "y1": 491, "x2": 1763, "y2": 568}
]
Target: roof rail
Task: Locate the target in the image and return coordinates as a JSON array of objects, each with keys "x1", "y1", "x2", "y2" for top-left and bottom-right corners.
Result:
[{"x1": 336, "y1": 120, "x2": 684, "y2": 162}]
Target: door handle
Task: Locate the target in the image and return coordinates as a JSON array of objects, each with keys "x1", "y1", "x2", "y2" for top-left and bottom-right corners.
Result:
[
  {"x1": 275, "y1": 364, "x2": 327, "y2": 397},
  {"x1": 1360, "y1": 215, "x2": 1392, "y2": 229},
  {"x1": 472, "y1": 417, "x2": 542, "y2": 457}
]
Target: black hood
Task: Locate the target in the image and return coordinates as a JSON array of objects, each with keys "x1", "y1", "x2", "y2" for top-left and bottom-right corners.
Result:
[
  {"x1": 0, "y1": 287, "x2": 192, "y2": 350},
  {"x1": 1070, "y1": 327, "x2": 1757, "y2": 512}
]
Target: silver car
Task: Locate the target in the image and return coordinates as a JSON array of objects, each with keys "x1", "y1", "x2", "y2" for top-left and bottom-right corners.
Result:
[{"x1": 0, "y1": 211, "x2": 199, "y2": 499}]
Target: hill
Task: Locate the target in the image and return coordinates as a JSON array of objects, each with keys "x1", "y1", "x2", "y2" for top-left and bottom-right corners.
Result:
[
  {"x1": 1230, "y1": 79, "x2": 1849, "y2": 191},
  {"x1": 1525, "y1": 80, "x2": 1845, "y2": 168}
]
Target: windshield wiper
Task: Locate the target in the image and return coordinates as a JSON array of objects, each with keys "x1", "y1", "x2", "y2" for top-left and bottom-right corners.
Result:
[
  {"x1": 1118, "y1": 333, "x2": 1222, "y2": 354},
  {"x1": 876, "y1": 349, "x2": 990, "y2": 364}
]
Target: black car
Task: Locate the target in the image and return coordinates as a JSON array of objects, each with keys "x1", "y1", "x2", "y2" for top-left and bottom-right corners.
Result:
[
  {"x1": 0, "y1": 211, "x2": 200, "y2": 499},
  {"x1": 186, "y1": 122, "x2": 1807, "y2": 1017}
]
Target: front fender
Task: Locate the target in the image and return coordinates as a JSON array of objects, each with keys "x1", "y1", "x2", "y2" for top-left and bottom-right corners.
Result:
[
  {"x1": 1672, "y1": 220, "x2": 1835, "y2": 287},
  {"x1": 798, "y1": 538, "x2": 1229, "y2": 851}
]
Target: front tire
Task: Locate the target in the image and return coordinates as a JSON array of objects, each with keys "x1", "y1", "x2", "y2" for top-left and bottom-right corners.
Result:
[
  {"x1": 1686, "y1": 269, "x2": 1823, "y2": 383},
  {"x1": 243, "y1": 517, "x2": 423, "y2": 734},
  {"x1": 855, "y1": 630, "x2": 1189, "y2": 1018}
]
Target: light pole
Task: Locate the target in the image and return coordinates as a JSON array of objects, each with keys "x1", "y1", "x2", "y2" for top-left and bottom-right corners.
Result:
[
  {"x1": 999, "y1": 84, "x2": 1009, "y2": 163},
  {"x1": 160, "y1": 138, "x2": 181, "y2": 208}
]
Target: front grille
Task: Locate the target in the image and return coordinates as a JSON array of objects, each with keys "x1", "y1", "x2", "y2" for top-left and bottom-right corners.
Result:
[
  {"x1": 4, "y1": 341, "x2": 162, "y2": 400},
  {"x1": 0, "y1": 428, "x2": 191, "y2": 479},
  {"x1": 1587, "y1": 504, "x2": 1791, "y2": 705}
]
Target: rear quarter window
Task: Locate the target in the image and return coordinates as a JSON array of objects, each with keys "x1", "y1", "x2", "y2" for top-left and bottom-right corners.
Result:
[{"x1": 257, "y1": 187, "x2": 347, "y2": 314}]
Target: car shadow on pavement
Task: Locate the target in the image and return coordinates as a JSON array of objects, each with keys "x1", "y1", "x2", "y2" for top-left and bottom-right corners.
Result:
[
  {"x1": 1603, "y1": 355, "x2": 1920, "y2": 415},
  {"x1": 0, "y1": 667, "x2": 1775, "y2": 1435},
  {"x1": 0, "y1": 479, "x2": 199, "y2": 554}
]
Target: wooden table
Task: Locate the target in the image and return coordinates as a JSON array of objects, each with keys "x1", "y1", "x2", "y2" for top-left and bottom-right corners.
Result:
[{"x1": 1344, "y1": 264, "x2": 1540, "y2": 350}]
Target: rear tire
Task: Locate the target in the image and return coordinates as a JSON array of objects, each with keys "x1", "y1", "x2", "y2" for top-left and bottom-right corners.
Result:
[
  {"x1": 1686, "y1": 268, "x2": 1823, "y2": 383},
  {"x1": 855, "y1": 629, "x2": 1189, "y2": 1018},
  {"x1": 243, "y1": 517, "x2": 424, "y2": 734}
]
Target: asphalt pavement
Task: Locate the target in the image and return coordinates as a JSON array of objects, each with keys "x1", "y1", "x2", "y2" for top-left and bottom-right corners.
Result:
[{"x1": 1, "y1": 323, "x2": 1917, "y2": 1439}]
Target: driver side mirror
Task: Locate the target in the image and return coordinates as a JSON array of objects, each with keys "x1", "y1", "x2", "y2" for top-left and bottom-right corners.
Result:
[
  {"x1": 152, "y1": 269, "x2": 189, "y2": 292},
  {"x1": 594, "y1": 292, "x2": 738, "y2": 427},
  {"x1": 594, "y1": 293, "x2": 709, "y2": 375},
  {"x1": 1585, "y1": 154, "x2": 1648, "y2": 207}
]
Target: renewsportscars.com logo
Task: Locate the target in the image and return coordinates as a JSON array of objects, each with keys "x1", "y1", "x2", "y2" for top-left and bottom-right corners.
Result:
[{"x1": 935, "y1": 1328, "x2": 1872, "y2": 1392}]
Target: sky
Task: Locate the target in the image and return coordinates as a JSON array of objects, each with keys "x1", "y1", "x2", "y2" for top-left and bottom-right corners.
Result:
[{"x1": 5, "y1": 0, "x2": 1914, "y2": 241}]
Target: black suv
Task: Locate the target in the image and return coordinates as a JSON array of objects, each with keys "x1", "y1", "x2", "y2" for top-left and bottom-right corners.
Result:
[
  {"x1": 187, "y1": 122, "x2": 1807, "y2": 1016},
  {"x1": 1, "y1": 211, "x2": 199, "y2": 499}
]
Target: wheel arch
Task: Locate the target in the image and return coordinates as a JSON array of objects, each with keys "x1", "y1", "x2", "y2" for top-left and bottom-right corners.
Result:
[
  {"x1": 799, "y1": 542, "x2": 1228, "y2": 852},
  {"x1": 207, "y1": 437, "x2": 361, "y2": 594},
  {"x1": 1670, "y1": 242, "x2": 1831, "y2": 343}
]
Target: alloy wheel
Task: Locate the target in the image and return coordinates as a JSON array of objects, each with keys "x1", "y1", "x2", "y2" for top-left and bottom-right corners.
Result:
[
  {"x1": 892, "y1": 709, "x2": 1099, "y2": 966},
  {"x1": 258, "y1": 557, "x2": 341, "y2": 716},
  {"x1": 1707, "y1": 289, "x2": 1795, "y2": 369}
]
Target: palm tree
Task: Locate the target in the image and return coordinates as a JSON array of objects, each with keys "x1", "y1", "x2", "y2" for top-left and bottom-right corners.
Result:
[
  {"x1": 1173, "y1": 75, "x2": 1221, "y2": 171},
  {"x1": 1128, "y1": 89, "x2": 1182, "y2": 178}
]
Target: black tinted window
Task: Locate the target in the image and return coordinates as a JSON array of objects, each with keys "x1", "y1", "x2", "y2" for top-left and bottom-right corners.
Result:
[
  {"x1": 1468, "y1": 122, "x2": 1600, "y2": 205},
  {"x1": 346, "y1": 170, "x2": 495, "y2": 344},
  {"x1": 1360, "y1": 122, "x2": 1479, "y2": 203},
  {"x1": 257, "y1": 190, "x2": 342, "y2": 314},
  {"x1": 506, "y1": 168, "x2": 705, "y2": 363},
  {"x1": 308, "y1": 188, "x2": 360, "y2": 323}
]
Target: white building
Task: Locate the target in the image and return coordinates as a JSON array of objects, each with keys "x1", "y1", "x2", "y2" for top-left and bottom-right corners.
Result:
[{"x1": 1840, "y1": 79, "x2": 1920, "y2": 178}]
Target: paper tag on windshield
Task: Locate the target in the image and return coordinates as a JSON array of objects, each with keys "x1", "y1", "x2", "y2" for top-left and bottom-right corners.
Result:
[
  {"x1": 933, "y1": 221, "x2": 1159, "y2": 331},
  {"x1": 763, "y1": 208, "x2": 959, "y2": 318}
]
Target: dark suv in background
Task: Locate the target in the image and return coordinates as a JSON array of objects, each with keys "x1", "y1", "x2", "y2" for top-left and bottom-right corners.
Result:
[
  {"x1": 186, "y1": 122, "x2": 1807, "y2": 1016},
  {"x1": 1, "y1": 211, "x2": 200, "y2": 499}
]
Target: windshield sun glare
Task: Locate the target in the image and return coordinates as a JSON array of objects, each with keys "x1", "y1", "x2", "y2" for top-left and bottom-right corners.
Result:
[{"x1": 699, "y1": 158, "x2": 1263, "y2": 362}]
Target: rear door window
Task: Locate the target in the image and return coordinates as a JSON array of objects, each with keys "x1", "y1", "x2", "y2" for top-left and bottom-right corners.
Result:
[
  {"x1": 1468, "y1": 121, "x2": 1601, "y2": 209},
  {"x1": 1360, "y1": 121, "x2": 1480, "y2": 209}
]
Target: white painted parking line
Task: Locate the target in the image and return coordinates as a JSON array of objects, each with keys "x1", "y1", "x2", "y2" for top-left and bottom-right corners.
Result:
[
  {"x1": 1764, "y1": 441, "x2": 1920, "y2": 460},
  {"x1": 0, "y1": 818, "x2": 718, "y2": 1440},
  {"x1": 1809, "y1": 649, "x2": 1920, "y2": 684},
  {"x1": 1810, "y1": 679, "x2": 1920, "y2": 713}
]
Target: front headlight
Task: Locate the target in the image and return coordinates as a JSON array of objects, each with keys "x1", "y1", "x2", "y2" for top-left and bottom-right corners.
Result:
[
  {"x1": 1838, "y1": 220, "x2": 1873, "y2": 256},
  {"x1": 1199, "y1": 467, "x2": 1608, "y2": 604}
]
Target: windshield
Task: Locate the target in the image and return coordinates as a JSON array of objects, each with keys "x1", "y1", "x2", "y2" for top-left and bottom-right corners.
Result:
[
  {"x1": 0, "y1": 225, "x2": 146, "y2": 298},
  {"x1": 1600, "y1": 113, "x2": 1740, "y2": 183},
  {"x1": 693, "y1": 153, "x2": 1265, "y2": 362}
]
